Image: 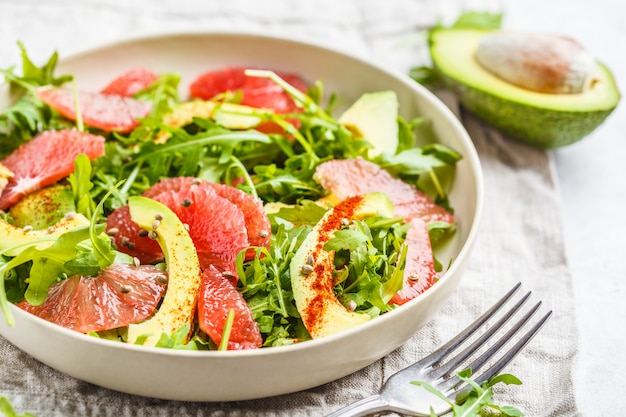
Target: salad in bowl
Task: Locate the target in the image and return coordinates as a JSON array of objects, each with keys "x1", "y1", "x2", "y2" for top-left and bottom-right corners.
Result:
[{"x1": 0, "y1": 33, "x2": 482, "y2": 401}]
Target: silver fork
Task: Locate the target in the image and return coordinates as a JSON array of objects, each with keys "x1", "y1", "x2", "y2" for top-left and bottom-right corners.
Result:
[{"x1": 327, "y1": 282, "x2": 552, "y2": 416}]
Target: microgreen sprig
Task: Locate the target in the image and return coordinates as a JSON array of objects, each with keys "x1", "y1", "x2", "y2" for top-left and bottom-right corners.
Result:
[
  {"x1": 411, "y1": 369, "x2": 524, "y2": 417},
  {"x1": 0, "y1": 397, "x2": 37, "y2": 417}
]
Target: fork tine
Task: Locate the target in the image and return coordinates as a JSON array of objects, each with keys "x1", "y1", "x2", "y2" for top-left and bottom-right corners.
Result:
[
  {"x1": 460, "y1": 300, "x2": 542, "y2": 377},
  {"x1": 468, "y1": 309, "x2": 553, "y2": 386},
  {"x1": 327, "y1": 284, "x2": 551, "y2": 417},
  {"x1": 420, "y1": 282, "x2": 522, "y2": 367},
  {"x1": 442, "y1": 304, "x2": 552, "y2": 397},
  {"x1": 427, "y1": 290, "x2": 532, "y2": 381}
]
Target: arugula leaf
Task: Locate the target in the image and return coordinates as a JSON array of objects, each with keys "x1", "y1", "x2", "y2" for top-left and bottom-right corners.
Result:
[
  {"x1": 0, "y1": 397, "x2": 37, "y2": 417},
  {"x1": 238, "y1": 223, "x2": 309, "y2": 346},
  {"x1": 0, "y1": 43, "x2": 73, "y2": 158},
  {"x1": 4, "y1": 42, "x2": 73, "y2": 89},
  {"x1": 88, "y1": 181, "x2": 123, "y2": 269},
  {"x1": 323, "y1": 228, "x2": 369, "y2": 252},
  {"x1": 323, "y1": 216, "x2": 407, "y2": 316},
  {"x1": 20, "y1": 226, "x2": 93, "y2": 305},
  {"x1": 382, "y1": 144, "x2": 460, "y2": 176},
  {"x1": 218, "y1": 309, "x2": 235, "y2": 351},
  {"x1": 408, "y1": 66, "x2": 442, "y2": 89},
  {"x1": 0, "y1": 225, "x2": 89, "y2": 324},
  {"x1": 67, "y1": 153, "x2": 96, "y2": 218},
  {"x1": 134, "y1": 73, "x2": 180, "y2": 120},
  {"x1": 130, "y1": 323, "x2": 209, "y2": 350},
  {"x1": 267, "y1": 200, "x2": 327, "y2": 227},
  {"x1": 155, "y1": 323, "x2": 203, "y2": 350}
]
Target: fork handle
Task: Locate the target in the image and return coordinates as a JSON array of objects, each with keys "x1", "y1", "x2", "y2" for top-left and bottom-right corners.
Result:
[{"x1": 326, "y1": 394, "x2": 390, "y2": 417}]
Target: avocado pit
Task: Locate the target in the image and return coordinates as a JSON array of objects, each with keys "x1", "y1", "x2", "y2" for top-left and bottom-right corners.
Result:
[{"x1": 475, "y1": 31, "x2": 598, "y2": 94}]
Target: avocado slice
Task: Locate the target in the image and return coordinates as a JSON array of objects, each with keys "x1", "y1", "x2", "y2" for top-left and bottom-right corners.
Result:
[
  {"x1": 157, "y1": 100, "x2": 272, "y2": 142},
  {"x1": 0, "y1": 212, "x2": 89, "y2": 257},
  {"x1": 338, "y1": 91, "x2": 399, "y2": 156},
  {"x1": 9, "y1": 185, "x2": 75, "y2": 230},
  {"x1": 429, "y1": 28, "x2": 621, "y2": 148},
  {"x1": 126, "y1": 196, "x2": 201, "y2": 346},
  {"x1": 290, "y1": 192, "x2": 394, "y2": 339}
]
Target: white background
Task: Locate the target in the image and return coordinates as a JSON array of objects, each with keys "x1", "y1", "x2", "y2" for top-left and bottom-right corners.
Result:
[{"x1": 506, "y1": 1, "x2": 626, "y2": 415}]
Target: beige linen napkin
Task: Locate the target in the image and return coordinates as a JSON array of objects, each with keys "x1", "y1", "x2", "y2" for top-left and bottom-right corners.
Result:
[{"x1": 0, "y1": 1, "x2": 580, "y2": 415}]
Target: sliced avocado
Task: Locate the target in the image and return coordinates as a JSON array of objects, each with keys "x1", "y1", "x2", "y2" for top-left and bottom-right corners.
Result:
[
  {"x1": 0, "y1": 212, "x2": 89, "y2": 257},
  {"x1": 157, "y1": 100, "x2": 272, "y2": 142},
  {"x1": 126, "y1": 196, "x2": 201, "y2": 346},
  {"x1": 9, "y1": 185, "x2": 75, "y2": 230},
  {"x1": 339, "y1": 91, "x2": 399, "y2": 156},
  {"x1": 290, "y1": 192, "x2": 394, "y2": 339},
  {"x1": 429, "y1": 28, "x2": 621, "y2": 148}
]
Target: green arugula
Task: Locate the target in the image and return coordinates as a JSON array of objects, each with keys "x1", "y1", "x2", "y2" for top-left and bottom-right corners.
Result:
[
  {"x1": 412, "y1": 369, "x2": 523, "y2": 417},
  {"x1": 134, "y1": 73, "x2": 180, "y2": 120},
  {"x1": 0, "y1": 226, "x2": 89, "y2": 323},
  {"x1": 129, "y1": 323, "x2": 210, "y2": 350},
  {"x1": 327, "y1": 216, "x2": 406, "y2": 313},
  {"x1": 0, "y1": 45, "x2": 463, "y2": 349},
  {"x1": 67, "y1": 153, "x2": 96, "y2": 219},
  {"x1": 218, "y1": 309, "x2": 235, "y2": 351},
  {"x1": 0, "y1": 42, "x2": 73, "y2": 158},
  {"x1": 238, "y1": 223, "x2": 309, "y2": 346},
  {"x1": 0, "y1": 397, "x2": 37, "y2": 417}
]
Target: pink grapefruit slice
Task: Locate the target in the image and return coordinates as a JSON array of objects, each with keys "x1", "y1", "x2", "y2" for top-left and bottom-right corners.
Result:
[
  {"x1": 0, "y1": 129, "x2": 105, "y2": 211},
  {"x1": 16, "y1": 263, "x2": 167, "y2": 333}
]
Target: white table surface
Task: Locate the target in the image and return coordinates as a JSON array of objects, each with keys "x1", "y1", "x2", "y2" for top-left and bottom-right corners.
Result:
[
  {"x1": 506, "y1": 1, "x2": 626, "y2": 416},
  {"x1": 0, "y1": 1, "x2": 623, "y2": 416}
]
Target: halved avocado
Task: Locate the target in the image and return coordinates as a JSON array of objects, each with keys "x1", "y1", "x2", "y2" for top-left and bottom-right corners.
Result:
[{"x1": 429, "y1": 28, "x2": 621, "y2": 148}]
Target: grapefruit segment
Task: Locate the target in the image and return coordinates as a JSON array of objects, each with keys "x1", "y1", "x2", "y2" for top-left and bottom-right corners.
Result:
[
  {"x1": 197, "y1": 265, "x2": 262, "y2": 350},
  {"x1": 16, "y1": 263, "x2": 167, "y2": 333},
  {"x1": 106, "y1": 205, "x2": 164, "y2": 264},
  {"x1": 390, "y1": 218, "x2": 437, "y2": 305},
  {"x1": 189, "y1": 67, "x2": 308, "y2": 133},
  {"x1": 0, "y1": 129, "x2": 105, "y2": 211},
  {"x1": 189, "y1": 66, "x2": 307, "y2": 113},
  {"x1": 141, "y1": 176, "x2": 193, "y2": 197},
  {"x1": 313, "y1": 158, "x2": 452, "y2": 304},
  {"x1": 313, "y1": 157, "x2": 454, "y2": 224},
  {"x1": 106, "y1": 178, "x2": 264, "y2": 276},
  {"x1": 145, "y1": 177, "x2": 271, "y2": 259},
  {"x1": 151, "y1": 184, "x2": 249, "y2": 284},
  {"x1": 100, "y1": 68, "x2": 159, "y2": 97},
  {"x1": 36, "y1": 87, "x2": 152, "y2": 133}
]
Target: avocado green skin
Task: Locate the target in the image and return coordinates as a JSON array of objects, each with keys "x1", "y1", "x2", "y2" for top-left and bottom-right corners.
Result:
[
  {"x1": 439, "y1": 72, "x2": 618, "y2": 148},
  {"x1": 428, "y1": 27, "x2": 620, "y2": 148}
]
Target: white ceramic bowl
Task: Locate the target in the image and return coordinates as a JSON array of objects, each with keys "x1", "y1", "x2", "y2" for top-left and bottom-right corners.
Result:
[{"x1": 0, "y1": 32, "x2": 483, "y2": 402}]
